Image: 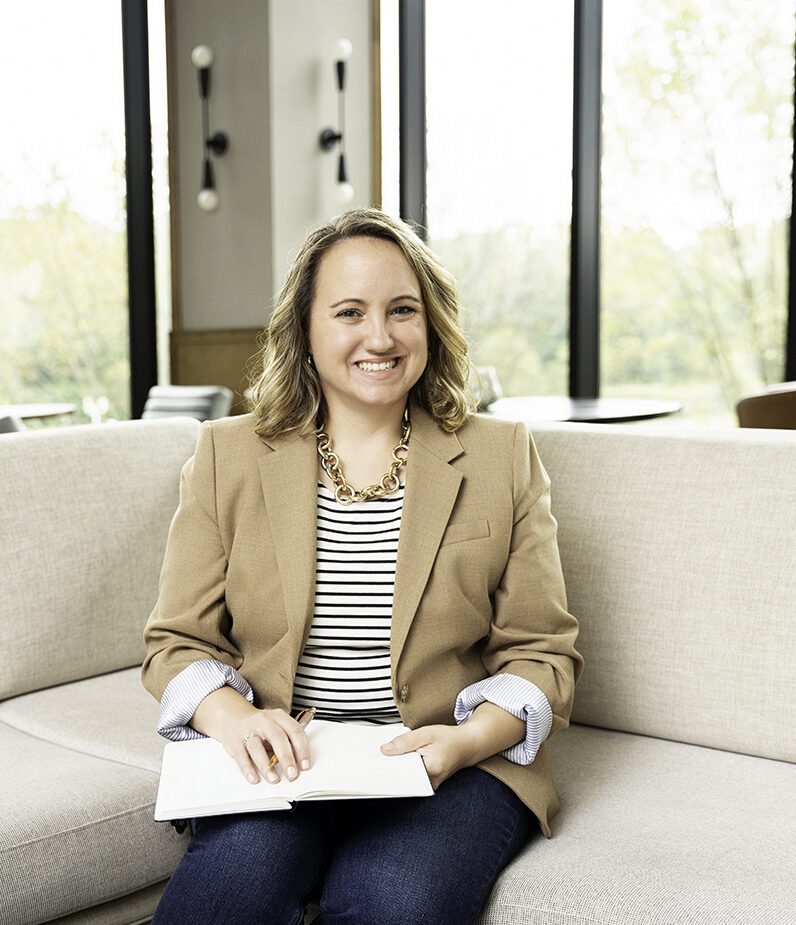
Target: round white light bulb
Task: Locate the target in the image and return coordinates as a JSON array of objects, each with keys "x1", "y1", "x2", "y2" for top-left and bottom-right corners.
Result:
[
  {"x1": 336, "y1": 181, "x2": 355, "y2": 205},
  {"x1": 334, "y1": 38, "x2": 353, "y2": 62},
  {"x1": 191, "y1": 45, "x2": 214, "y2": 69},
  {"x1": 197, "y1": 187, "x2": 220, "y2": 212}
]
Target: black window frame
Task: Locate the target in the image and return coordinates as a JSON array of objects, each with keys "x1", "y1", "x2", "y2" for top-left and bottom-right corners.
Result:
[{"x1": 121, "y1": 0, "x2": 158, "y2": 419}]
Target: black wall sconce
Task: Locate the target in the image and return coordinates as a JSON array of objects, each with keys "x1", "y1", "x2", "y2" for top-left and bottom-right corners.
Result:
[
  {"x1": 319, "y1": 39, "x2": 354, "y2": 205},
  {"x1": 191, "y1": 44, "x2": 229, "y2": 212}
]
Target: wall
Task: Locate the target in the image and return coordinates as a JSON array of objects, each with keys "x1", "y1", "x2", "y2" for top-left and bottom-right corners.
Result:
[
  {"x1": 268, "y1": 0, "x2": 375, "y2": 285},
  {"x1": 166, "y1": 0, "x2": 375, "y2": 405}
]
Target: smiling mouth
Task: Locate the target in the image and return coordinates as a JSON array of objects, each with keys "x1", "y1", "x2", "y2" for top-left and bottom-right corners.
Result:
[{"x1": 356, "y1": 358, "x2": 400, "y2": 372}]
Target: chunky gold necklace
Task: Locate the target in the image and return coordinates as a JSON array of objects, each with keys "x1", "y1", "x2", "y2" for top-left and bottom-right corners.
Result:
[{"x1": 316, "y1": 409, "x2": 411, "y2": 506}]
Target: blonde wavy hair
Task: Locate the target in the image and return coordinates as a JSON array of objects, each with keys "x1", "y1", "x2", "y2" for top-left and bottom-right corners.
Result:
[{"x1": 248, "y1": 209, "x2": 473, "y2": 439}]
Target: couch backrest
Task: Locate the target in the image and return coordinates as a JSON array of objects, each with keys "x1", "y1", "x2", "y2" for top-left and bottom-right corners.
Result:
[
  {"x1": 533, "y1": 423, "x2": 796, "y2": 764},
  {"x1": 0, "y1": 419, "x2": 200, "y2": 700}
]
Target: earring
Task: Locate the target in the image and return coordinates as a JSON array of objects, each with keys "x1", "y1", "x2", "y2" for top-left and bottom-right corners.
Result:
[{"x1": 307, "y1": 354, "x2": 315, "y2": 367}]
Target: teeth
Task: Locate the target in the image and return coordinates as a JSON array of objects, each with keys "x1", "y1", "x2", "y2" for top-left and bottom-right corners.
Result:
[{"x1": 357, "y1": 359, "x2": 398, "y2": 372}]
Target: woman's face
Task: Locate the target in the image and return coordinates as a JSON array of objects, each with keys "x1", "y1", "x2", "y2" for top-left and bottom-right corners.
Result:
[{"x1": 308, "y1": 236, "x2": 428, "y2": 422}]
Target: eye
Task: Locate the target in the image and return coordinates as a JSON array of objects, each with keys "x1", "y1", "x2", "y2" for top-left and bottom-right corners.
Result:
[
  {"x1": 336, "y1": 308, "x2": 362, "y2": 319},
  {"x1": 391, "y1": 305, "x2": 418, "y2": 316}
]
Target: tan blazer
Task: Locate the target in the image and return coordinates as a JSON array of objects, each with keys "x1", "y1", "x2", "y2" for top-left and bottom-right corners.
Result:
[{"x1": 142, "y1": 408, "x2": 582, "y2": 836}]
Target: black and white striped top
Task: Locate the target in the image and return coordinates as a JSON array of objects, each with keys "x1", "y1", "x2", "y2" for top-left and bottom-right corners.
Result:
[{"x1": 290, "y1": 483, "x2": 404, "y2": 724}]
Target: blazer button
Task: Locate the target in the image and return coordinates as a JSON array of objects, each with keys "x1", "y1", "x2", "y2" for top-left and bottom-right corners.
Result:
[{"x1": 399, "y1": 684, "x2": 410, "y2": 702}]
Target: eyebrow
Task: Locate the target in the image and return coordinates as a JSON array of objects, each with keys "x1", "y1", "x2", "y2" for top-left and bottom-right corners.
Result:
[{"x1": 329, "y1": 295, "x2": 423, "y2": 308}]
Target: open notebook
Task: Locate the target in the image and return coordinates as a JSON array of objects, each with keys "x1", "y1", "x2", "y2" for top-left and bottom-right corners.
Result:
[{"x1": 155, "y1": 720, "x2": 433, "y2": 820}]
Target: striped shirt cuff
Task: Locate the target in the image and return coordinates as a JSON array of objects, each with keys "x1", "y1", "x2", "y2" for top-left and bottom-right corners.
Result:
[
  {"x1": 157, "y1": 659, "x2": 254, "y2": 741},
  {"x1": 454, "y1": 673, "x2": 553, "y2": 765}
]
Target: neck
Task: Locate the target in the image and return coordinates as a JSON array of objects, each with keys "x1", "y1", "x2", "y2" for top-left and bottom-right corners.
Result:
[
  {"x1": 321, "y1": 401, "x2": 407, "y2": 446},
  {"x1": 317, "y1": 401, "x2": 410, "y2": 495}
]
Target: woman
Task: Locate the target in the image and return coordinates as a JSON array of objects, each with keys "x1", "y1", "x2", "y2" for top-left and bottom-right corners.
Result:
[{"x1": 142, "y1": 208, "x2": 582, "y2": 924}]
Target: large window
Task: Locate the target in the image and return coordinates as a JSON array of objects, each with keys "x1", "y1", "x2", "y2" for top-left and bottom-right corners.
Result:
[
  {"x1": 0, "y1": 1, "x2": 130, "y2": 420},
  {"x1": 0, "y1": 0, "x2": 167, "y2": 423},
  {"x1": 387, "y1": 1, "x2": 795, "y2": 424},
  {"x1": 601, "y1": 0, "x2": 794, "y2": 424},
  {"x1": 423, "y1": 1, "x2": 574, "y2": 399},
  {"x1": 381, "y1": 1, "x2": 573, "y2": 399}
]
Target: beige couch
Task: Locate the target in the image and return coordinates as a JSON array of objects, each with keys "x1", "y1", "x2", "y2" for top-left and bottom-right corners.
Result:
[
  {"x1": 481, "y1": 423, "x2": 796, "y2": 925},
  {"x1": 1, "y1": 418, "x2": 794, "y2": 924},
  {"x1": 0, "y1": 420, "x2": 198, "y2": 925}
]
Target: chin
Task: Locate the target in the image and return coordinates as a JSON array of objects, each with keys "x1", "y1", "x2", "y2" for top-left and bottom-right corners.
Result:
[{"x1": 352, "y1": 386, "x2": 413, "y2": 410}]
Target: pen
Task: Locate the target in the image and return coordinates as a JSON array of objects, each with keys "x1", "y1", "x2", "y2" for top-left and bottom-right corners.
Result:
[{"x1": 266, "y1": 706, "x2": 316, "y2": 771}]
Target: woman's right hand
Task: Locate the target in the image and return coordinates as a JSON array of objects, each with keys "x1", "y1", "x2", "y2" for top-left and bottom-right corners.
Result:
[
  {"x1": 228, "y1": 708, "x2": 313, "y2": 784},
  {"x1": 190, "y1": 687, "x2": 312, "y2": 785}
]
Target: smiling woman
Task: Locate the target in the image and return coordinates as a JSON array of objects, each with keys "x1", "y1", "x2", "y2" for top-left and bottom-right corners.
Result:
[
  {"x1": 249, "y1": 209, "x2": 472, "y2": 440},
  {"x1": 142, "y1": 208, "x2": 582, "y2": 924}
]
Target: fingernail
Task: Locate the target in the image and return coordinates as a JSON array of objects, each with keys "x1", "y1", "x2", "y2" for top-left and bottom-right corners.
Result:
[
  {"x1": 382, "y1": 742, "x2": 395, "y2": 752},
  {"x1": 301, "y1": 759, "x2": 310, "y2": 770},
  {"x1": 248, "y1": 773, "x2": 257, "y2": 784},
  {"x1": 267, "y1": 772, "x2": 279, "y2": 784},
  {"x1": 287, "y1": 766, "x2": 297, "y2": 780}
]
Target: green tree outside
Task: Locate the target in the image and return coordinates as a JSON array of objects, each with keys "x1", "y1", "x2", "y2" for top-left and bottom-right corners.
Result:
[
  {"x1": 0, "y1": 193, "x2": 130, "y2": 422},
  {"x1": 429, "y1": 0, "x2": 791, "y2": 426},
  {"x1": 601, "y1": 0, "x2": 791, "y2": 422}
]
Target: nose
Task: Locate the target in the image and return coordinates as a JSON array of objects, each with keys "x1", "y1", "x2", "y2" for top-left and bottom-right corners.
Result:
[{"x1": 363, "y1": 314, "x2": 395, "y2": 353}]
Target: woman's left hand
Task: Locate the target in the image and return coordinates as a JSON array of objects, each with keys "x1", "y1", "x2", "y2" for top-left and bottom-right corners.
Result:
[
  {"x1": 381, "y1": 724, "x2": 476, "y2": 789},
  {"x1": 381, "y1": 702, "x2": 527, "y2": 789}
]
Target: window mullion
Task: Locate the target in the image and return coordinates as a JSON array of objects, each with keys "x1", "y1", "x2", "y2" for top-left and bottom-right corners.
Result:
[{"x1": 570, "y1": 0, "x2": 602, "y2": 398}]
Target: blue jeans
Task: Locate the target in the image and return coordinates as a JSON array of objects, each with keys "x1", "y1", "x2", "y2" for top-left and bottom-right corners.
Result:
[{"x1": 152, "y1": 767, "x2": 534, "y2": 925}]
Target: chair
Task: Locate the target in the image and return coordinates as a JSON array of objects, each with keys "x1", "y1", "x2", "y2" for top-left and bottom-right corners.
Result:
[
  {"x1": 473, "y1": 365, "x2": 503, "y2": 411},
  {"x1": 736, "y1": 382, "x2": 796, "y2": 429},
  {"x1": 141, "y1": 385, "x2": 234, "y2": 422},
  {"x1": 0, "y1": 416, "x2": 26, "y2": 434}
]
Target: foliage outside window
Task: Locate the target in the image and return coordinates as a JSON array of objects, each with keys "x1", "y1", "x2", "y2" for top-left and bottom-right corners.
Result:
[
  {"x1": 0, "y1": 1, "x2": 130, "y2": 422},
  {"x1": 387, "y1": 1, "x2": 793, "y2": 425},
  {"x1": 423, "y1": 1, "x2": 574, "y2": 401},
  {"x1": 0, "y1": 195, "x2": 130, "y2": 419},
  {"x1": 602, "y1": 0, "x2": 793, "y2": 424},
  {"x1": 0, "y1": 0, "x2": 169, "y2": 425}
]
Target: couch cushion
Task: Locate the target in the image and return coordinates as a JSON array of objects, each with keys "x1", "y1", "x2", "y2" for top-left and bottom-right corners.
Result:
[
  {"x1": 481, "y1": 724, "x2": 796, "y2": 925},
  {"x1": 0, "y1": 667, "x2": 165, "y2": 773},
  {"x1": 532, "y1": 424, "x2": 796, "y2": 763},
  {"x1": 0, "y1": 418, "x2": 200, "y2": 700},
  {"x1": 45, "y1": 881, "x2": 168, "y2": 925},
  {"x1": 0, "y1": 722, "x2": 188, "y2": 925}
]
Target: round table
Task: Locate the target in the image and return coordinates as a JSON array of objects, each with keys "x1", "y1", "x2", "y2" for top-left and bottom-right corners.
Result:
[
  {"x1": 0, "y1": 403, "x2": 77, "y2": 420},
  {"x1": 486, "y1": 396, "x2": 682, "y2": 424}
]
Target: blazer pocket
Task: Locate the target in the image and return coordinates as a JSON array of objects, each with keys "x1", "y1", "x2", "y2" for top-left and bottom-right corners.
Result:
[{"x1": 440, "y1": 519, "x2": 491, "y2": 547}]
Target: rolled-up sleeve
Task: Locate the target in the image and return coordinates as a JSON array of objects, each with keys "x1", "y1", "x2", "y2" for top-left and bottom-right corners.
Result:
[
  {"x1": 157, "y1": 659, "x2": 254, "y2": 741},
  {"x1": 454, "y1": 673, "x2": 553, "y2": 764}
]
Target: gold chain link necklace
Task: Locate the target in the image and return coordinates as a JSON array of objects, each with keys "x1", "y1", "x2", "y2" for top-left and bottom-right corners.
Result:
[{"x1": 315, "y1": 408, "x2": 411, "y2": 506}]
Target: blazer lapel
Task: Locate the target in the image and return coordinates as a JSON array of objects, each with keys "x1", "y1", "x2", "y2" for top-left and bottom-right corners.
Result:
[
  {"x1": 254, "y1": 411, "x2": 465, "y2": 667},
  {"x1": 257, "y1": 430, "x2": 318, "y2": 646},
  {"x1": 391, "y1": 409, "x2": 464, "y2": 659}
]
